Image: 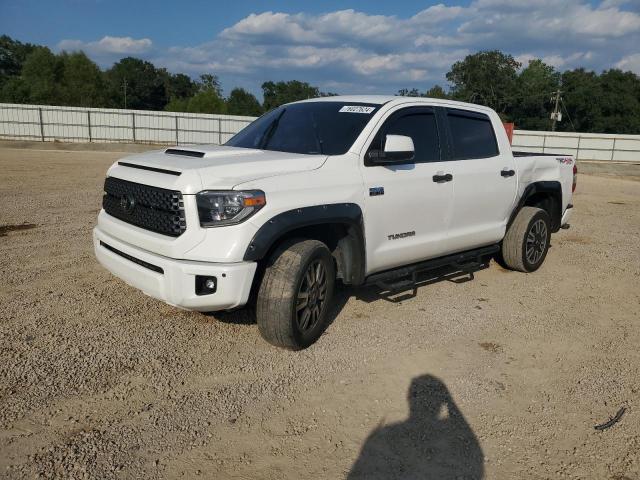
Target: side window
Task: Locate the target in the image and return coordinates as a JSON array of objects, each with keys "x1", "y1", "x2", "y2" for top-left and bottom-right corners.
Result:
[
  {"x1": 446, "y1": 109, "x2": 499, "y2": 160},
  {"x1": 367, "y1": 109, "x2": 440, "y2": 164}
]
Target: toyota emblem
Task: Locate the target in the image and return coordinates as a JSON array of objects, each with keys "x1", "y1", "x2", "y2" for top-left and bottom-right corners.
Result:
[{"x1": 119, "y1": 194, "x2": 136, "y2": 214}]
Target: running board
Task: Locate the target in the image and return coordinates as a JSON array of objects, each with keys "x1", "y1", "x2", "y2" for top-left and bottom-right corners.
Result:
[{"x1": 366, "y1": 244, "x2": 500, "y2": 290}]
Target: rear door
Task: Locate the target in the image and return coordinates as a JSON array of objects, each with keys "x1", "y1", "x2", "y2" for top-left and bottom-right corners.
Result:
[
  {"x1": 360, "y1": 106, "x2": 454, "y2": 274},
  {"x1": 440, "y1": 107, "x2": 517, "y2": 252}
]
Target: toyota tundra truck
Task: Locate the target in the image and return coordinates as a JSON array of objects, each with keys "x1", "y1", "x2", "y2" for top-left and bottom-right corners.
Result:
[{"x1": 93, "y1": 96, "x2": 577, "y2": 349}]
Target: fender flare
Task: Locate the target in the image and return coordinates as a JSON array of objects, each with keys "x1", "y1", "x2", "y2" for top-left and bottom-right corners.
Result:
[
  {"x1": 509, "y1": 181, "x2": 563, "y2": 232},
  {"x1": 243, "y1": 203, "x2": 366, "y2": 284}
]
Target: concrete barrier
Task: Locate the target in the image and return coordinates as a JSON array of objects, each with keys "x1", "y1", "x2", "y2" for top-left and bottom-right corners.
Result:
[
  {"x1": 0, "y1": 103, "x2": 254, "y2": 145},
  {"x1": 2, "y1": 102, "x2": 638, "y2": 162},
  {"x1": 512, "y1": 130, "x2": 640, "y2": 163}
]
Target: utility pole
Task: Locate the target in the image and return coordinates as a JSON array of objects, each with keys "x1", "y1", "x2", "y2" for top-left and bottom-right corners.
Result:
[
  {"x1": 123, "y1": 78, "x2": 128, "y2": 109},
  {"x1": 550, "y1": 89, "x2": 562, "y2": 131}
]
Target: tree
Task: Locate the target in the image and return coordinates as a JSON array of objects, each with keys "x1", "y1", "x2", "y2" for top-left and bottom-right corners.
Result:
[
  {"x1": 164, "y1": 97, "x2": 190, "y2": 112},
  {"x1": 185, "y1": 90, "x2": 227, "y2": 114},
  {"x1": 425, "y1": 85, "x2": 449, "y2": 99},
  {"x1": 164, "y1": 72, "x2": 197, "y2": 101},
  {"x1": 199, "y1": 74, "x2": 223, "y2": 96},
  {"x1": 559, "y1": 68, "x2": 602, "y2": 133},
  {"x1": 165, "y1": 74, "x2": 226, "y2": 114},
  {"x1": 594, "y1": 69, "x2": 640, "y2": 134},
  {"x1": 105, "y1": 57, "x2": 168, "y2": 110},
  {"x1": 19, "y1": 46, "x2": 64, "y2": 104},
  {"x1": 226, "y1": 88, "x2": 263, "y2": 116},
  {"x1": 446, "y1": 50, "x2": 521, "y2": 114},
  {"x1": 59, "y1": 51, "x2": 105, "y2": 107},
  {"x1": 262, "y1": 80, "x2": 321, "y2": 111},
  {"x1": 0, "y1": 76, "x2": 30, "y2": 103},
  {"x1": 509, "y1": 60, "x2": 560, "y2": 130},
  {"x1": 0, "y1": 35, "x2": 36, "y2": 89},
  {"x1": 396, "y1": 85, "x2": 449, "y2": 98}
]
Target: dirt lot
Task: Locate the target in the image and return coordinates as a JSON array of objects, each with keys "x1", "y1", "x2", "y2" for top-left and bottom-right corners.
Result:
[{"x1": 1, "y1": 144, "x2": 639, "y2": 479}]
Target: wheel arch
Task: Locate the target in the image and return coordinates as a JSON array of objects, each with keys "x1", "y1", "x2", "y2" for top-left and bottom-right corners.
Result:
[
  {"x1": 244, "y1": 203, "x2": 366, "y2": 286},
  {"x1": 509, "y1": 181, "x2": 563, "y2": 233}
]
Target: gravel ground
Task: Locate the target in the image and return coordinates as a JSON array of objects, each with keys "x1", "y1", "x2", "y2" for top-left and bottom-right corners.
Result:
[{"x1": 0, "y1": 145, "x2": 639, "y2": 479}]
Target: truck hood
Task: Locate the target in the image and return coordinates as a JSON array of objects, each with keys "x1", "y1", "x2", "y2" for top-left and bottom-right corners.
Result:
[{"x1": 108, "y1": 145, "x2": 327, "y2": 193}]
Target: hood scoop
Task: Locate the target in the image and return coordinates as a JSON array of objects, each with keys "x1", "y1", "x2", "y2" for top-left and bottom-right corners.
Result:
[{"x1": 165, "y1": 148, "x2": 205, "y2": 158}]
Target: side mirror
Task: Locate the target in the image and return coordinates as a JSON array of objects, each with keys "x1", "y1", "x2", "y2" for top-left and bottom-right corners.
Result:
[{"x1": 369, "y1": 134, "x2": 415, "y2": 163}]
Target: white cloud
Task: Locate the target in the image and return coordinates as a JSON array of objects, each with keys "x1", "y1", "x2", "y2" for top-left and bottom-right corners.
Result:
[
  {"x1": 58, "y1": 36, "x2": 153, "y2": 56},
  {"x1": 616, "y1": 53, "x2": 640, "y2": 73},
  {"x1": 58, "y1": 1, "x2": 640, "y2": 95}
]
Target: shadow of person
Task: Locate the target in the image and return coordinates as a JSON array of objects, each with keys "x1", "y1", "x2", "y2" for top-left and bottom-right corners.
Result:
[{"x1": 347, "y1": 374, "x2": 484, "y2": 480}]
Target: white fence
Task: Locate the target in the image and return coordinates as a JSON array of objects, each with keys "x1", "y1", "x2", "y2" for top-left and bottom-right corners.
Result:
[
  {"x1": 512, "y1": 130, "x2": 640, "y2": 163},
  {"x1": 0, "y1": 103, "x2": 254, "y2": 146},
  {"x1": 1, "y1": 102, "x2": 639, "y2": 162}
]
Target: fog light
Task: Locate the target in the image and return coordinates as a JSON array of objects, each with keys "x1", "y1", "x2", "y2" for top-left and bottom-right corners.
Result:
[{"x1": 195, "y1": 275, "x2": 217, "y2": 295}]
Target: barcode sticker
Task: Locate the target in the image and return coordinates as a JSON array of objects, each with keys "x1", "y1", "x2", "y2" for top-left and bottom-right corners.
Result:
[{"x1": 339, "y1": 105, "x2": 375, "y2": 114}]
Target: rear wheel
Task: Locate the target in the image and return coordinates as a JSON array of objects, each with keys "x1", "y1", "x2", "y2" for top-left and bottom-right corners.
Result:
[
  {"x1": 256, "y1": 239, "x2": 335, "y2": 349},
  {"x1": 501, "y1": 206, "x2": 551, "y2": 272}
]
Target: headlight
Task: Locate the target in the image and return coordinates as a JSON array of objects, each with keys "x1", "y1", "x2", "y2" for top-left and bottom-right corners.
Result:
[{"x1": 196, "y1": 190, "x2": 266, "y2": 227}]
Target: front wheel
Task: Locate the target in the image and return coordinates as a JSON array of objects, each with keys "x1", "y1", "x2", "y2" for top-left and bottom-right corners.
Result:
[
  {"x1": 501, "y1": 206, "x2": 551, "y2": 272},
  {"x1": 256, "y1": 239, "x2": 335, "y2": 350}
]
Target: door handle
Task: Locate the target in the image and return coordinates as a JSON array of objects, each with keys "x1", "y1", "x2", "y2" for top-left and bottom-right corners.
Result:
[
  {"x1": 501, "y1": 169, "x2": 515, "y2": 177},
  {"x1": 432, "y1": 173, "x2": 453, "y2": 183}
]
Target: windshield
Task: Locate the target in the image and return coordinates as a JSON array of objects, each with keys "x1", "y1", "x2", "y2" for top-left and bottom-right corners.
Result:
[{"x1": 225, "y1": 102, "x2": 381, "y2": 155}]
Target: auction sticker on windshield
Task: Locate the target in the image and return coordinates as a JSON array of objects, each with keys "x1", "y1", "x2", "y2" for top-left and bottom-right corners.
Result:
[{"x1": 339, "y1": 106, "x2": 375, "y2": 114}]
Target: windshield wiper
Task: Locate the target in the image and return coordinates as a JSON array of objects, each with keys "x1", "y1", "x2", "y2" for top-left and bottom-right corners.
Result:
[{"x1": 258, "y1": 109, "x2": 286, "y2": 150}]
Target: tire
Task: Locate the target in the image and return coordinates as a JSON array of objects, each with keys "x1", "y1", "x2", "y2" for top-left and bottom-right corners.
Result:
[
  {"x1": 501, "y1": 206, "x2": 551, "y2": 273},
  {"x1": 256, "y1": 239, "x2": 336, "y2": 350}
]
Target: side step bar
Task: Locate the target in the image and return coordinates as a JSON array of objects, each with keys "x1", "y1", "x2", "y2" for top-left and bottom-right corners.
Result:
[{"x1": 365, "y1": 244, "x2": 500, "y2": 291}]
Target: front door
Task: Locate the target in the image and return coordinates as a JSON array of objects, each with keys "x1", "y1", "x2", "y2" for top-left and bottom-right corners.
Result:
[{"x1": 360, "y1": 106, "x2": 454, "y2": 275}]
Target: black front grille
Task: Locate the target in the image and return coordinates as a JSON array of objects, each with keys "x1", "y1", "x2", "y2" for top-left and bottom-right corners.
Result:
[{"x1": 103, "y1": 177, "x2": 186, "y2": 237}]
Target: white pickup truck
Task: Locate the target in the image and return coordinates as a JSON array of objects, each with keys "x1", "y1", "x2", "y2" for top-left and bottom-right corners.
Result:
[{"x1": 94, "y1": 96, "x2": 576, "y2": 349}]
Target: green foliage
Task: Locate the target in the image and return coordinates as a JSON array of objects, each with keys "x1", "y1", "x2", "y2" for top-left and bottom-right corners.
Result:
[
  {"x1": 592, "y1": 69, "x2": 640, "y2": 134},
  {"x1": 424, "y1": 85, "x2": 449, "y2": 99},
  {"x1": 1, "y1": 76, "x2": 30, "y2": 103},
  {"x1": 509, "y1": 59, "x2": 561, "y2": 130},
  {"x1": 447, "y1": 50, "x2": 521, "y2": 114},
  {"x1": 198, "y1": 74, "x2": 223, "y2": 96},
  {"x1": 164, "y1": 97, "x2": 190, "y2": 112},
  {"x1": 60, "y1": 51, "x2": 105, "y2": 107},
  {"x1": 19, "y1": 46, "x2": 65, "y2": 104},
  {"x1": 0, "y1": 35, "x2": 36, "y2": 88},
  {"x1": 397, "y1": 85, "x2": 449, "y2": 99},
  {"x1": 164, "y1": 75, "x2": 227, "y2": 114},
  {"x1": 164, "y1": 73, "x2": 197, "y2": 101},
  {"x1": 262, "y1": 80, "x2": 322, "y2": 111},
  {"x1": 558, "y1": 68, "x2": 602, "y2": 133},
  {"x1": 105, "y1": 57, "x2": 168, "y2": 110},
  {"x1": 186, "y1": 90, "x2": 227, "y2": 114},
  {"x1": 1, "y1": 35, "x2": 639, "y2": 132},
  {"x1": 227, "y1": 88, "x2": 263, "y2": 116}
]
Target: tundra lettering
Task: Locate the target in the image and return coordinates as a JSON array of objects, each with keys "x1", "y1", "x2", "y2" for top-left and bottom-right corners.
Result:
[{"x1": 387, "y1": 231, "x2": 416, "y2": 240}]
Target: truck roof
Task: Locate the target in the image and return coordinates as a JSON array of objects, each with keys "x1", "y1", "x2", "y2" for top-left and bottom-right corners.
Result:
[{"x1": 292, "y1": 95, "x2": 495, "y2": 114}]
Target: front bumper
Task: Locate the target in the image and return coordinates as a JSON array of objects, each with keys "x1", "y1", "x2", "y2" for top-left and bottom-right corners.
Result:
[{"x1": 93, "y1": 227, "x2": 257, "y2": 311}]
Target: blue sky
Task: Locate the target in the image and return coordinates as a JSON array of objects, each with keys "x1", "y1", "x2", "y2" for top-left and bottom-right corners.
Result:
[{"x1": 2, "y1": 0, "x2": 639, "y2": 97}]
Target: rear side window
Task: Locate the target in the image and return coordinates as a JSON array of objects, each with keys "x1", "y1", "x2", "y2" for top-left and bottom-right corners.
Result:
[{"x1": 446, "y1": 109, "x2": 499, "y2": 160}]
